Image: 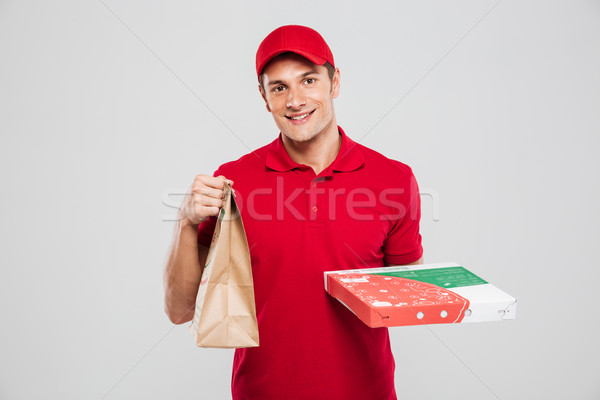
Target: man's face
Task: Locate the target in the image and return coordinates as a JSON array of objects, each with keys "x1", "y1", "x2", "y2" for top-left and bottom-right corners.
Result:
[{"x1": 259, "y1": 53, "x2": 340, "y2": 144}]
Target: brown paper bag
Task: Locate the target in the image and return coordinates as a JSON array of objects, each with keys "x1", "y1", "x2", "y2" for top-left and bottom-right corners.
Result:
[{"x1": 190, "y1": 183, "x2": 259, "y2": 348}]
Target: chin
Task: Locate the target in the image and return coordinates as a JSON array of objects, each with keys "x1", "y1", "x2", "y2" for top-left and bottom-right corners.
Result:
[{"x1": 282, "y1": 129, "x2": 319, "y2": 143}]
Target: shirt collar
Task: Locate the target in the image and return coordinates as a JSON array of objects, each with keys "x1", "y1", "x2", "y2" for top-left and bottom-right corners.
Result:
[{"x1": 265, "y1": 126, "x2": 364, "y2": 175}]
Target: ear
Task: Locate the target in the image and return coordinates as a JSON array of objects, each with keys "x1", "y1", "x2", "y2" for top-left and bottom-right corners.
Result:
[
  {"x1": 331, "y1": 68, "x2": 341, "y2": 99},
  {"x1": 258, "y1": 84, "x2": 271, "y2": 112}
]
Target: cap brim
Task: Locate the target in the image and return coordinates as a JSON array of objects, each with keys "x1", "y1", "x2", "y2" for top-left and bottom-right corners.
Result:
[{"x1": 259, "y1": 49, "x2": 328, "y2": 76}]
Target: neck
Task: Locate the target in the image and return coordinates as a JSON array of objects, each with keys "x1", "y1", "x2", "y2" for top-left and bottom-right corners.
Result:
[{"x1": 281, "y1": 121, "x2": 341, "y2": 175}]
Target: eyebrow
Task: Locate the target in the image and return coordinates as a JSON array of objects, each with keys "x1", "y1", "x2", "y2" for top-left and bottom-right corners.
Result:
[
  {"x1": 267, "y1": 70, "x2": 320, "y2": 87},
  {"x1": 300, "y1": 70, "x2": 319, "y2": 78}
]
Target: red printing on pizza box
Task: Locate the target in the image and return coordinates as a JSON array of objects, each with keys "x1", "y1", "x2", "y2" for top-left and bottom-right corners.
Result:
[{"x1": 324, "y1": 262, "x2": 517, "y2": 328}]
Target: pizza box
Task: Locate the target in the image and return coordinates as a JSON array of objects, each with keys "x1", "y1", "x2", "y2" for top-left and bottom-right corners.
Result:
[{"x1": 324, "y1": 262, "x2": 517, "y2": 328}]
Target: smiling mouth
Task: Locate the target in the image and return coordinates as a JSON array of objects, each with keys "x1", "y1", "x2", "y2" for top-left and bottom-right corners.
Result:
[{"x1": 285, "y1": 110, "x2": 315, "y2": 121}]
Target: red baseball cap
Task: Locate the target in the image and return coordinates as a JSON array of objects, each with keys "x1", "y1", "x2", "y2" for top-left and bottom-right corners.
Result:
[{"x1": 255, "y1": 25, "x2": 335, "y2": 79}]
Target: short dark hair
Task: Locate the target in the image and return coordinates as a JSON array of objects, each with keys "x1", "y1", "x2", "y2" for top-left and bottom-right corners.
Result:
[{"x1": 259, "y1": 52, "x2": 336, "y2": 92}]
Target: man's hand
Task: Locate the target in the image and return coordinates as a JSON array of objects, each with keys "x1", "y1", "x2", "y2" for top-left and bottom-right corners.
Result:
[
  {"x1": 163, "y1": 174, "x2": 232, "y2": 324},
  {"x1": 178, "y1": 175, "x2": 233, "y2": 226}
]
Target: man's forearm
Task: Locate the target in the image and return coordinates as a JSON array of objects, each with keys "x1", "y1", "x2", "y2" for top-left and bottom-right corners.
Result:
[{"x1": 163, "y1": 218, "x2": 205, "y2": 324}]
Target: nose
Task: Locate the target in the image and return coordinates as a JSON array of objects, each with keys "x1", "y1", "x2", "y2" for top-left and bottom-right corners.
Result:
[{"x1": 286, "y1": 87, "x2": 306, "y2": 110}]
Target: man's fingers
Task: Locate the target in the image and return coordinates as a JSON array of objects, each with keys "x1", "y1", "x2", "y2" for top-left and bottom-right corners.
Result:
[
  {"x1": 191, "y1": 185, "x2": 223, "y2": 199},
  {"x1": 195, "y1": 205, "x2": 220, "y2": 218},
  {"x1": 185, "y1": 174, "x2": 233, "y2": 223},
  {"x1": 194, "y1": 193, "x2": 223, "y2": 209},
  {"x1": 205, "y1": 206, "x2": 220, "y2": 217},
  {"x1": 219, "y1": 175, "x2": 234, "y2": 187},
  {"x1": 196, "y1": 174, "x2": 233, "y2": 189}
]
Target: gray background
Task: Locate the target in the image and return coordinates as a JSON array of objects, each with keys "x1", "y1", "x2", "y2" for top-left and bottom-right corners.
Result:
[{"x1": 1, "y1": 0, "x2": 599, "y2": 399}]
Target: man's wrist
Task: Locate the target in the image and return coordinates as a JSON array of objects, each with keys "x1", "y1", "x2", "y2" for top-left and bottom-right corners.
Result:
[
  {"x1": 177, "y1": 210, "x2": 200, "y2": 230},
  {"x1": 180, "y1": 217, "x2": 198, "y2": 229}
]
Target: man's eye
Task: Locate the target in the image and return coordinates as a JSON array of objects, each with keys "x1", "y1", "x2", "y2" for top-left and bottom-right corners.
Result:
[
  {"x1": 273, "y1": 86, "x2": 285, "y2": 93},
  {"x1": 305, "y1": 78, "x2": 315, "y2": 84}
]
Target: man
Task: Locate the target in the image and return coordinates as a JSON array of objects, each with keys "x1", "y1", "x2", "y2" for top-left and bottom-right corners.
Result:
[{"x1": 163, "y1": 25, "x2": 423, "y2": 399}]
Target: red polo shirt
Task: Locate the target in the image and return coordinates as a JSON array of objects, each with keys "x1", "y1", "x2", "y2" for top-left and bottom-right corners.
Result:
[{"x1": 197, "y1": 127, "x2": 422, "y2": 400}]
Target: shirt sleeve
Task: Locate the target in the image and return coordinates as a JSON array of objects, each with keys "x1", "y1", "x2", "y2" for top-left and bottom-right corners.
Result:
[{"x1": 382, "y1": 169, "x2": 423, "y2": 265}]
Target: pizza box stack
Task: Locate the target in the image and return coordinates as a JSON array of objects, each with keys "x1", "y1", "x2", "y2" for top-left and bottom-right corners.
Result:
[{"x1": 324, "y1": 262, "x2": 517, "y2": 328}]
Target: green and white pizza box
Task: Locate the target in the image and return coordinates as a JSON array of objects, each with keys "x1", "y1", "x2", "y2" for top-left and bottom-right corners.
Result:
[{"x1": 324, "y1": 262, "x2": 517, "y2": 328}]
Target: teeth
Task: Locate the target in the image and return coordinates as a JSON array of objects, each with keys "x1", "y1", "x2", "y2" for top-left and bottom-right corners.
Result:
[{"x1": 290, "y1": 112, "x2": 310, "y2": 120}]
